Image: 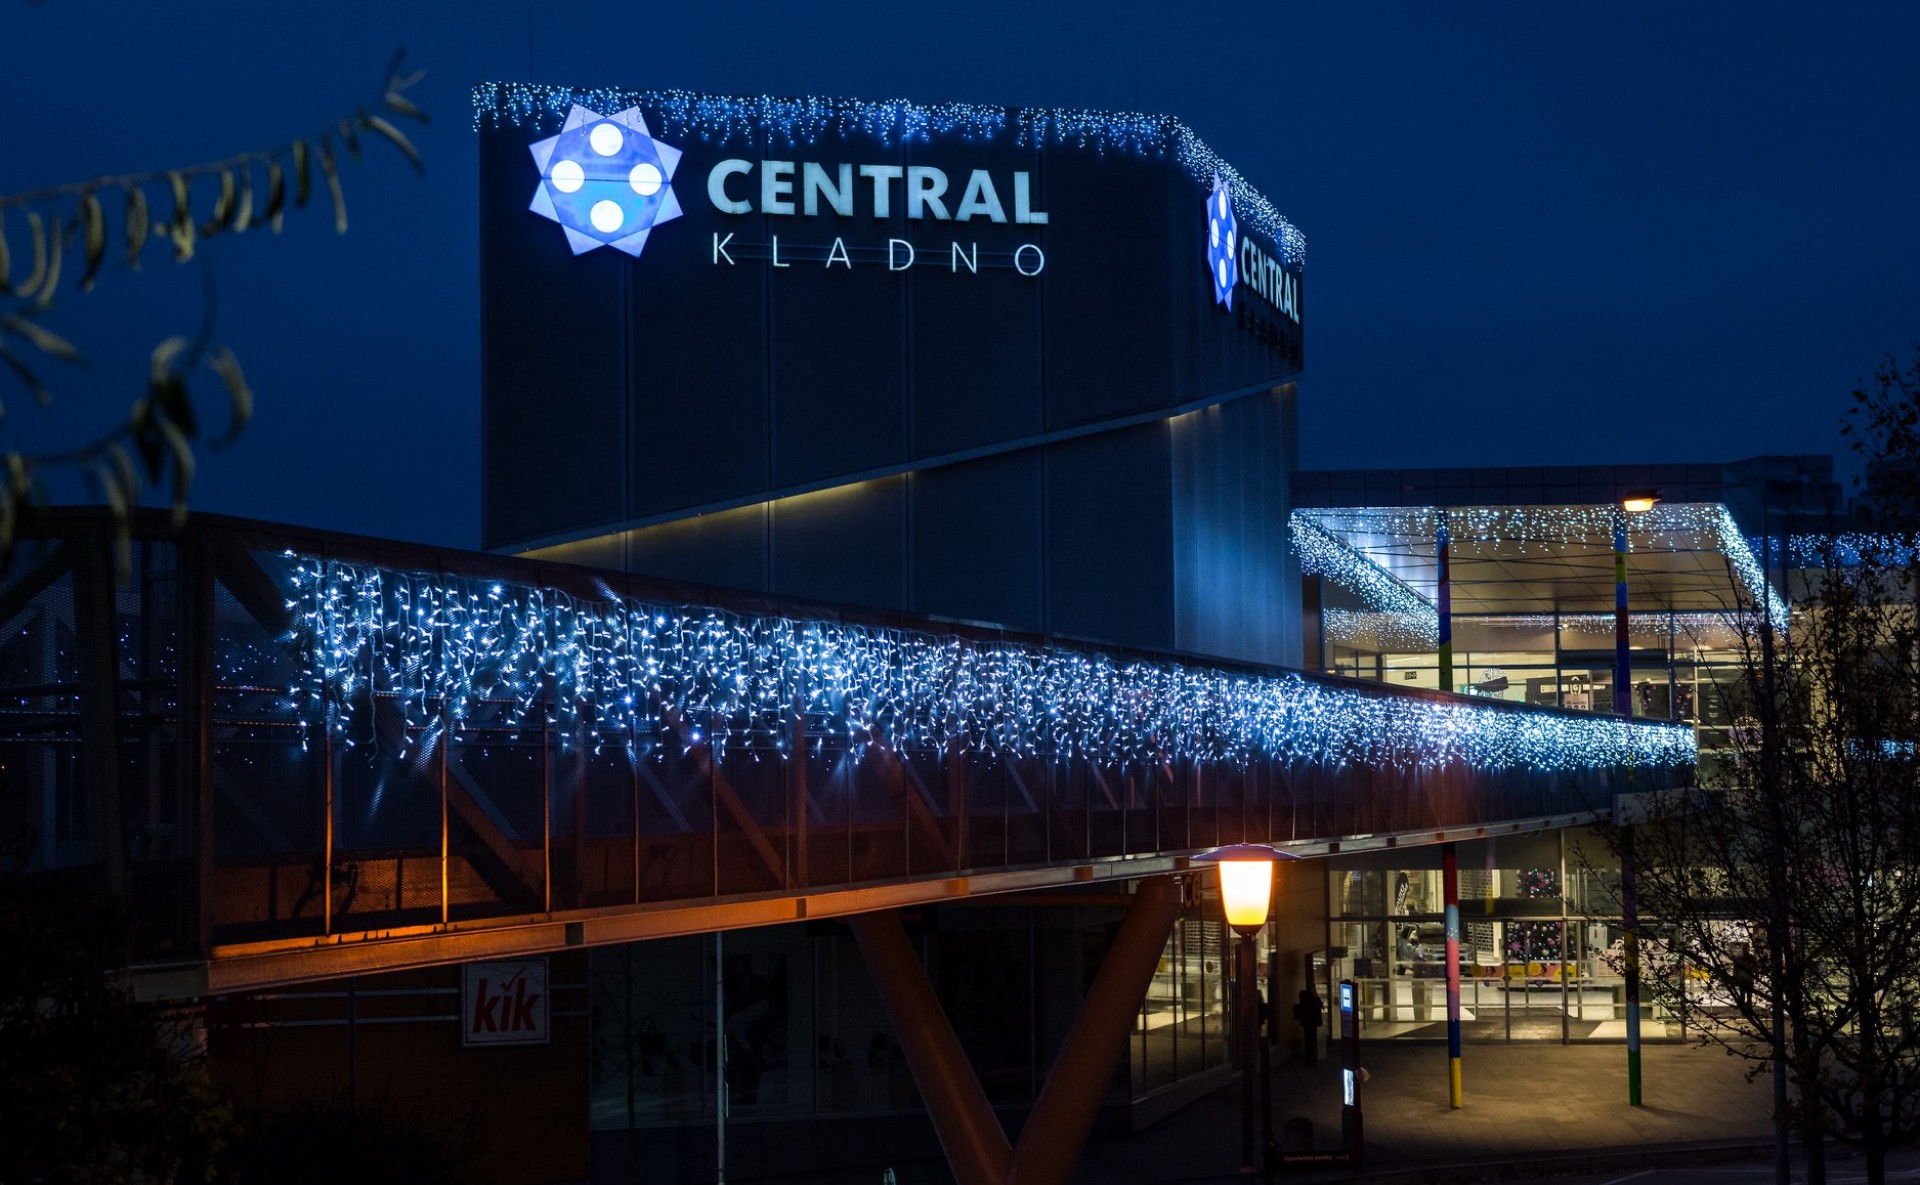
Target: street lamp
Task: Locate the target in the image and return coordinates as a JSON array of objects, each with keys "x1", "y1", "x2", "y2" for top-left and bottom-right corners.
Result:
[
  {"x1": 1195, "y1": 843, "x2": 1295, "y2": 1178},
  {"x1": 1615, "y1": 491, "x2": 1656, "y2": 1107}
]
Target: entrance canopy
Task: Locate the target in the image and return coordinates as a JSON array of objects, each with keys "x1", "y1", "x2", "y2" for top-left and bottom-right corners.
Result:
[{"x1": 1292, "y1": 503, "x2": 1784, "y2": 650}]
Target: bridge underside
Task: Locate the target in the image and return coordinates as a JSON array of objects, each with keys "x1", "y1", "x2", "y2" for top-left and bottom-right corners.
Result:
[
  {"x1": 142, "y1": 808, "x2": 1598, "y2": 998},
  {"x1": 0, "y1": 512, "x2": 1682, "y2": 999}
]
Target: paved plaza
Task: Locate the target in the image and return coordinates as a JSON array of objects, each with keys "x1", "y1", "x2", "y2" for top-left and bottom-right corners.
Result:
[
  {"x1": 780, "y1": 1039, "x2": 1792, "y2": 1183},
  {"x1": 1077, "y1": 1040, "x2": 1779, "y2": 1183}
]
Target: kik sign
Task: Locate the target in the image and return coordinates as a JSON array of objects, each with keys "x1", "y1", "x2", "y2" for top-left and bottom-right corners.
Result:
[{"x1": 462, "y1": 958, "x2": 550, "y2": 1047}]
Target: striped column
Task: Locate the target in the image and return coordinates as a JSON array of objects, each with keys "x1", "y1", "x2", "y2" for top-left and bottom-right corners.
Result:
[
  {"x1": 1443, "y1": 842, "x2": 1463, "y2": 1108},
  {"x1": 1437, "y1": 521, "x2": 1454, "y2": 694},
  {"x1": 1614, "y1": 514, "x2": 1632, "y2": 717},
  {"x1": 1623, "y1": 826, "x2": 1643, "y2": 1105}
]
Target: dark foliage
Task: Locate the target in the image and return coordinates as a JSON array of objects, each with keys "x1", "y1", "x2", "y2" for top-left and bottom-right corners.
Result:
[
  {"x1": 223, "y1": 1101, "x2": 481, "y2": 1185},
  {"x1": 0, "y1": 864, "x2": 237, "y2": 1184}
]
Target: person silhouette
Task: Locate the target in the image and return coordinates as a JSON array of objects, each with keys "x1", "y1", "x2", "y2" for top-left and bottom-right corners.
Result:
[{"x1": 1292, "y1": 987, "x2": 1325, "y2": 1064}]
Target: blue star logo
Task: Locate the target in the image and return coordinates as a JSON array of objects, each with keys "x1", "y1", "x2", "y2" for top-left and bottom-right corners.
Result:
[
  {"x1": 1206, "y1": 176, "x2": 1237, "y2": 309},
  {"x1": 529, "y1": 105, "x2": 683, "y2": 256}
]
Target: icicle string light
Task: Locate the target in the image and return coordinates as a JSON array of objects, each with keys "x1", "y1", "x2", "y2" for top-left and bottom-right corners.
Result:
[
  {"x1": 1774, "y1": 534, "x2": 1920, "y2": 568},
  {"x1": 288, "y1": 554, "x2": 1692, "y2": 772},
  {"x1": 1324, "y1": 610, "x2": 1753, "y2": 651},
  {"x1": 1322, "y1": 609, "x2": 1438, "y2": 650},
  {"x1": 471, "y1": 83, "x2": 1306, "y2": 267},
  {"x1": 1292, "y1": 504, "x2": 1788, "y2": 625},
  {"x1": 1291, "y1": 516, "x2": 1440, "y2": 645}
]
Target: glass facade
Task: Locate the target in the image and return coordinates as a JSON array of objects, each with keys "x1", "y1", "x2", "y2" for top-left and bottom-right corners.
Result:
[
  {"x1": 1132, "y1": 907, "x2": 1234, "y2": 1095},
  {"x1": 587, "y1": 892, "x2": 1245, "y2": 1137},
  {"x1": 1323, "y1": 606, "x2": 1751, "y2": 778},
  {"x1": 1324, "y1": 831, "x2": 1709, "y2": 1043}
]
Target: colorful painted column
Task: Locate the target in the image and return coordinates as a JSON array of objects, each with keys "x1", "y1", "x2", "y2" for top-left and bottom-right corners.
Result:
[
  {"x1": 1623, "y1": 825, "x2": 1643, "y2": 1106},
  {"x1": 1443, "y1": 842, "x2": 1463, "y2": 1108},
  {"x1": 1613, "y1": 513, "x2": 1632, "y2": 717},
  {"x1": 1437, "y1": 521, "x2": 1454, "y2": 693}
]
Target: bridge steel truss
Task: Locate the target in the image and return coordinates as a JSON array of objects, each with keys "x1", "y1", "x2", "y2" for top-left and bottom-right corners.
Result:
[{"x1": 0, "y1": 510, "x2": 1689, "y2": 1000}]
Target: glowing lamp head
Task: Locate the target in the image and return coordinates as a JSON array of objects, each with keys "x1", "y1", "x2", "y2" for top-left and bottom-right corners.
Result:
[
  {"x1": 1218, "y1": 860, "x2": 1274, "y2": 929},
  {"x1": 1195, "y1": 843, "x2": 1293, "y2": 933},
  {"x1": 1621, "y1": 493, "x2": 1660, "y2": 514}
]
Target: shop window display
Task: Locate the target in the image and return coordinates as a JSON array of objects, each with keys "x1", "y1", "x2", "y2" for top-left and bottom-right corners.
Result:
[
  {"x1": 1135, "y1": 910, "x2": 1231, "y2": 1093},
  {"x1": 589, "y1": 902, "x2": 1210, "y2": 1137},
  {"x1": 1327, "y1": 835, "x2": 1685, "y2": 1043}
]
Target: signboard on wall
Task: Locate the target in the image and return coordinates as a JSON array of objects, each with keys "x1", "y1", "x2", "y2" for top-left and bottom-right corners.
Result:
[
  {"x1": 463, "y1": 958, "x2": 549, "y2": 1047},
  {"x1": 476, "y1": 86, "x2": 1308, "y2": 552}
]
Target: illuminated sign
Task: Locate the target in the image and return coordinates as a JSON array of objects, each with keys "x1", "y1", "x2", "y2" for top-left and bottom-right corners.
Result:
[
  {"x1": 462, "y1": 958, "x2": 550, "y2": 1046},
  {"x1": 480, "y1": 86, "x2": 1308, "y2": 553},
  {"x1": 1339, "y1": 981, "x2": 1355, "y2": 1014},
  {"x1": 1206, "y1": 176, "x2": 1237, "y2": 309},
  {"x1": 529, "y1": 106, "x2": 684, "y2": 256},
  {"x1": 1206, "y1": 171, "x2": 1298, "y2": 348},
  {"x1": 1209, "y1": 171, "x2": 1297, "y2": 324},
  {"x1": 1241, "y1": 233, "x2": 1299, "y2": 323},
  {"x1": 527, "y1": 106, "x2": 1050, "y2": 275},
  {"x1": 1343, "y1": 1068, "x2": 1356, "y2": 1106},
  {"x1": 705, "y1": 159, "x2": 1048, "y2": 224}
]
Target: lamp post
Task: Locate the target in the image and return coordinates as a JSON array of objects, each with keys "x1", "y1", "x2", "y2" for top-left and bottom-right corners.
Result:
[
  {"x1": 1617, "y1": 491, "x2": 1656, "y2": 1107},
  {"x1": 1196, "y1": 843, "x2": 1292, "y2": 1178}
]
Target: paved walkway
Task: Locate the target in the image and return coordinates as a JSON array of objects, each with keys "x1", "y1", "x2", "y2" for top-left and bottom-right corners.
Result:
[
  {"x1": 1076, "y1": 1041, "x2": 1778, "y2": 1183},
  {"x1": 770, "y1": 1040, "x2": 1784, "y2": 1183}
]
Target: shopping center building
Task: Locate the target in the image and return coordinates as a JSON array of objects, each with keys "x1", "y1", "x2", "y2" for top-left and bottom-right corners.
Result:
[{"x1": 0, "y1": 83, "x2": 1829, "y2": 1184}]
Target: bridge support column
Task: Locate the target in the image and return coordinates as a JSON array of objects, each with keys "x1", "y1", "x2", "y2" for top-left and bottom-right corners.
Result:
[
  {"x1": 1009, "y1": 875, "x2": 1180, "y2": 1185},
  {"x1": 850, "y1": 912, "x2": 1013, "y2": 1185},
  {"x1": 852, "y1": 875, "x2": 1183, "y2": 1185}
]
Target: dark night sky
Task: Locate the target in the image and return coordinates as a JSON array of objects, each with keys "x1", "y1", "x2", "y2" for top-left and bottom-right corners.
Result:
[{"x1": 2, "y1": 2, "x2": 1916, "y2": 549}]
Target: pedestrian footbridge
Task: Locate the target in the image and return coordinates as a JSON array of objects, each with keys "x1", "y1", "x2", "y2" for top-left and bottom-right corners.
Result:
[{"x1": 0, "y1": 510, "x2": 1692, "y2": 998}]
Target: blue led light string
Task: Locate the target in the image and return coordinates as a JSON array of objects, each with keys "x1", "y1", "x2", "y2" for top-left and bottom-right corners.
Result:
[
  {"x1": 1291, "y1": 516, "x2": 1440, "y2": 646},
  {"x1": 471, "y1": 83, "x2": 1307, "y2": 268},
  {"x1": 287, "y1": 554, "x2": 1692, "y2": 774},
  {"x1": 1293, "y1": 504, "x2": 1788, "y2": 625},
  {"x1": 1698, "y1": 506, "x2": 1789, "y2": 625},
  {"x1": 1775, "y1": 533, "x2": 1919, "y2": 569},
  {"x1": 1324, "y1": 610, "x2": 1742, "y2": 651}
]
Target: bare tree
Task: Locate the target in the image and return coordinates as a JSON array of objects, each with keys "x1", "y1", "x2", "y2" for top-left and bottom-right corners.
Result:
[{"x1": 1600, "y1": 345, "x2": 1920, "y2": 1185}]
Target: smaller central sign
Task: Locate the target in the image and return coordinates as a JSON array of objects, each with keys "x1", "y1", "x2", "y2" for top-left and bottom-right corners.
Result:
[
  {"x1": 462, "y1": 958, "x2": 550, "y2": 1047},
  {"x1": 1206, "y1": 175, "x2": 1237, "y2": 308}
]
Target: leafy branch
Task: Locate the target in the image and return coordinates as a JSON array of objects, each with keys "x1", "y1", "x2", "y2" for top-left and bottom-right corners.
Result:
[{"x1": 0, "y1": 50, "x2": 427, "y2": 566}]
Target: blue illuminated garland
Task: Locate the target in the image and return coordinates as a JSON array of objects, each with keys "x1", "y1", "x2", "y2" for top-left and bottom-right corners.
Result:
[
  {"x1": 1293, "y1": 504, "x2": 1788, "y2": 625},
  {"x1": 288, "y1": 554, "x2": 1692, "y2": 773},
  {"x1": 1291, "y1": 516, "x2": 1440, "y2": 645},
  {"x1": 471, "y1": 83, "x2": 1307, "y2": 267},
  {"x1": 1322, "y1": 608, "x2": 1437, "y2": 651},
  {"x1": 1323, "y1": 609, "x2": 1744, "y2": 653},
  {"x1": 1775, "y1": 533, "x2": 1920, "y2": 569}
]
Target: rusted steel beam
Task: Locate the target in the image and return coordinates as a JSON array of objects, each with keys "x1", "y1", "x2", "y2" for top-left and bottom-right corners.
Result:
[
  {"x1": 1010, "y1": 875, "x2": 1181, "y2": 1185},
  {"x1": 851, "y1": 910, "x2": 1012, "y2": 1185}
]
